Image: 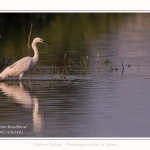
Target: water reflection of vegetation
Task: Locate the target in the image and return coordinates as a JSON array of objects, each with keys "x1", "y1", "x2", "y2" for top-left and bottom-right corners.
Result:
[{"x1": 0, "y1": 13, "x2": 131, "y2": 62}]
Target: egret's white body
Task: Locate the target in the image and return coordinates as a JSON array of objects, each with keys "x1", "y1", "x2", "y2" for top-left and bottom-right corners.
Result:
[{"x1": 0, "y1": 37, "x2": 51, "y2": 80}]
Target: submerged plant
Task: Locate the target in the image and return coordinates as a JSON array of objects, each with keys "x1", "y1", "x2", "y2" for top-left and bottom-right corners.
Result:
[{"x1": 103, "y1": 58, "x2": 110, "y2": 65}]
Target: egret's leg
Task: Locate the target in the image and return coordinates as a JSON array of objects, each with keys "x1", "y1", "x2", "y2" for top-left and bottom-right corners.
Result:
[{"x1": 19, "y1": 73, "x2": 24, "y2": 80}]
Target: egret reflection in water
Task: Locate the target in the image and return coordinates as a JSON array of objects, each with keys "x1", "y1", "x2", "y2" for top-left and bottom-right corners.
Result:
[{"x1": 0, "y1": 82, "x2": 43, "y2": 133}]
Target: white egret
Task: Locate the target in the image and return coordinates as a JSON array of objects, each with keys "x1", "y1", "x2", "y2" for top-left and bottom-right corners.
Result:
[{"x1": 0, "y1": 37, "x2": 52, "y2": 80}]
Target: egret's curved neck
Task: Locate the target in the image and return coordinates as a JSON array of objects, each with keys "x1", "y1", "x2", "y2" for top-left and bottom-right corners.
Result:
[{"x1": 32, "y1": 42, "x2": 39, "y2": 64}]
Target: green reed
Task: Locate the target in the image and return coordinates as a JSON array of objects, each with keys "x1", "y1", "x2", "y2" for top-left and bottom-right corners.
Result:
[
  {"x1": 27, "y1": 23, "x2": 33, "y2": 56},
  {"x1": 48, "y1": 54, "x2": 89, "y2": 80}
]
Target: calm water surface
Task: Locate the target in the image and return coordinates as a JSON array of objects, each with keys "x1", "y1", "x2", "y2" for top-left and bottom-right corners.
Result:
[{"x1": 1, "y1": 14, "x2": 150, "y2": 137}]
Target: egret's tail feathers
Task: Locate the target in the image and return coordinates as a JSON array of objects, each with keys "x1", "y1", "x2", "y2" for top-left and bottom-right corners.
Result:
[
  {"x1": 0, "y1": 74, "x2": 3, "y2": 79},
  {"x1": 0, "y1": 74, "x2": 2, "y2": 80},
  {"x1": 0, "y1": 73, "x2": 7, "y2": 80},
  {"x1": 0, "y1": 66, "x2": 11, "y2": 80}
]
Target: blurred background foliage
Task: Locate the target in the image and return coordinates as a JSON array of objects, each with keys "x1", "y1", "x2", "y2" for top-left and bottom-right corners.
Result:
[{"x1": 0, "y1": 13, "x2": 133, "y2": 66}]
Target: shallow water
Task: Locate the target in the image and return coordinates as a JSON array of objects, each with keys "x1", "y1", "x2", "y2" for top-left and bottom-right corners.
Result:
[{"x1": 1, "y1": 13, "x2": 150, "y2": 137}]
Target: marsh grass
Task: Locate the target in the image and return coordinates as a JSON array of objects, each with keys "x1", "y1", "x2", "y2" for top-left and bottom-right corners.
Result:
[
  {"x1": 27, "y1": 23, "x2": 33, "y2": 56},
  {"x1": 81, "y1": 55, "x2": 88, "y2": 74},
  {"x1": 48, "y1": 54, "x2": 89, "y2": 80}
]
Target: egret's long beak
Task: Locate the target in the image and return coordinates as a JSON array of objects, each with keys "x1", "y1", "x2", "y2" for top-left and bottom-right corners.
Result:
[{"x1": 43, "y1": 40, "x2": 52, "y2": 45}]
